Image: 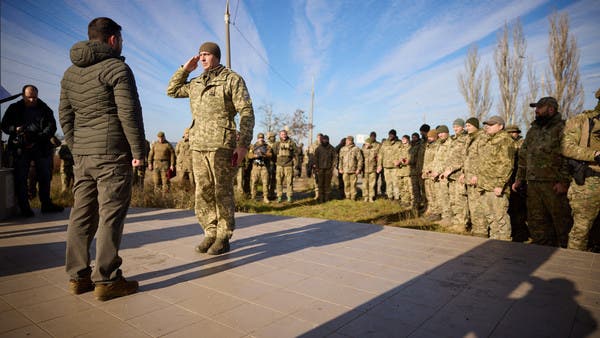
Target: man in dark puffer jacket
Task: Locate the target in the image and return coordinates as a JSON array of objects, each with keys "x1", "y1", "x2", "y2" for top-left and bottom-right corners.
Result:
[{"x1": 59, "y1": 17, "x2": 146, "y2": 301}]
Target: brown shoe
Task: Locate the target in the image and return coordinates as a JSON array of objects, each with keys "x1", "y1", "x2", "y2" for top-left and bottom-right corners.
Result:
[
  {"x1": 94, "y1": 277, "x2": 139, "y2": 301},
  {"x1": 195, "y1": 236, "x2": 216, "y2": 253},
  {"x1": 69, "y1": 277, "x2": 94, "y2": 295},
  {"x1": 207, "y1": 238, "x2": 230, "y2": 255}
]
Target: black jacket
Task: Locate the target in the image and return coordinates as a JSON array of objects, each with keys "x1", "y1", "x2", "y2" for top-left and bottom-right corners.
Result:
[{"x1": 1, "y1": 98, "x2": 57, "y2": 155}]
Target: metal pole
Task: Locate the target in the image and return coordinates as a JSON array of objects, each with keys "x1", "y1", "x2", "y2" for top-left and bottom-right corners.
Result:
[
  {"x1": 309, "y1": 77, "x2": 314, "y2": 146},
  {"x1": 224, "y1": 0, "x2": 231, "y2": 69}
]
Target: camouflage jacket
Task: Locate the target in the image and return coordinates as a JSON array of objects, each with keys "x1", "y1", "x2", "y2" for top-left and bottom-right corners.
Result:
[
  {"x1": 362, "y1": 141, "x2": 380, "y2": 173},
  {"x1": 166, "y1": 65, "x2": 254, "y2": 151},
  {"x1": 517, "y1": 113, "x2": 570, "y2": 183},
  {"x1": 273, "y1": 138, "x2": 298, "y2": 167},
  {"x1": 445, "y1": 132, "x2": 468, "y2": 180},
  {"x1": 422, "y1": 140, "x2": 440, "y2": 177},
  {"x1": 396, "y1": 142, "x2": 412, "y2": 177},
  {"x1": 463, "y1": 130, "x2": 487, "y2": 182},
  {"x1": 339, "y1": 144, "x2": 364, "y2": 173},
  {"x1": 248, "y1": 140, "x2": 273, "y2": 167},
  {"x1": 377, "y1": 138, "x2": 401, "y2": 168},
  {"x1": 176, "y1": 139, "x2": 193, "y2": 171},
  {"x1": 432, "y1": 136, "x2": 452, "y2": 174},
  {"x1": 478, "y1": 131, "x2": 515, "y2": 192},
  {"x1": 314, "y1": 143, "x2": 338, "y2": 170},
  {"x1": 561, "y1": 106, "x2": 600, "y2": 172},
  {"x1": 149, "y1": 141, "x2": 175, "y2": 167}
]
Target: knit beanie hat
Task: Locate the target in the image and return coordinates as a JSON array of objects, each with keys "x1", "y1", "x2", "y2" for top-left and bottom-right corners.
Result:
[
  {"x1": 436, "y1": 125, "x2": 450, "y2": 134},
  {"x1": 453, "y1": 118, "x2": 465, "y2": 127},
  {"x1": 465, "y1": 117, "x2": 480, "y2": 129},
  {"x1": 199, "y1": 42, "x2": 221, "y2": 60}
]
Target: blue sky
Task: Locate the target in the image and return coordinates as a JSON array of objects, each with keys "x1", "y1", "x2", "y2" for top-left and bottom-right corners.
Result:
[{"x1": 1, "y1": 0, "x2": 599, "y2": 146}]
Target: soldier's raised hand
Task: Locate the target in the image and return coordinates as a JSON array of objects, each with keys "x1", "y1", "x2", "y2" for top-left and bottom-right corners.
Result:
[{"x1": 183, "y1": 55, "x2": 200, "y2": 73}]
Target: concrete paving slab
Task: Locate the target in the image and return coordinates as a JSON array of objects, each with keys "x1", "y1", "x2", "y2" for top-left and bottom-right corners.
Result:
[{"x1": 0, "y1": 207, "x2": 599, "y2": 337}]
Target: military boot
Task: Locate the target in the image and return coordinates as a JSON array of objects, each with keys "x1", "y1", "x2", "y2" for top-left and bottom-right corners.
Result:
[
  {"x1": 195, "y1": 236, "x2": 216, "y2": 253},
  {"x1": 94, "y1": 277, "x2": 138, "y2": 301},
  {"x1": 207, "y1": 238, "x2": 230, "y2": 255}
]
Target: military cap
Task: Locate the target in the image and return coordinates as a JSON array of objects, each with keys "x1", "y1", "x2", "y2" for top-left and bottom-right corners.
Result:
[
  {"x1": 530, "y1": 97, "x2": 558, "y2": 110},
  {"x1": 436, "y1": 125, "x2": 450, "y2": 134},
  {"x1": 419, "y1": 124, "x2": 431, "y2": 132},
  {"x1": 157, "y1": 131, "x2": 165, "y2": 137},
  {"x1": 596, "y1": 88, "x2": 600, "y2": 99},
  {"x1": 199, "y1": 42, "x2": 221, "y2": 59},
  {"x1": 504, "y1": 124, "x2": 521, "y2": 133},
  {"x1": 453, "y1": 118, "x2": 465, "y2": 127},
  {"x1": 427, "y1": 130, "x2": 438, "y2": 138},
  {"x1": 465, "y1": 117, "x2": 479, "y2": 129},
  {"x1": 257, "y1": 132, "x2": 265, "y2": 139},
  {"x1": 346, "y1": 135, "x2": 354, "y2": 142},
  {"x1": 483, "y1": 115, "x2": 505, "y2": 126}
]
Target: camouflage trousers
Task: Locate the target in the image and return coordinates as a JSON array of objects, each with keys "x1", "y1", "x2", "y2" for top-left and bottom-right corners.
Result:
[
  {"x1": 424, "y1": 178, "x2": 440, "y2": 215},
  {"x1": 313, "y1": 173, "x2": 319, "y2": 199},
  {"x1": 61, "y1": 164, "x2": 74, "y2": 193},
  {"x1": 276, "y1": 165, "x2": 294, "y2": 199},
  {"x1": 467, "y1": 186, "x2": 486, "y2": 237},
  {"x1": 152, "y1": 161, "x2": 170, "y2": 192},
  {"x1": 362, "y1": 171, "x2": 377, "y2": 201},
  {"x1": 398, "y1": 175, "x2": 413, "y2": 206},
  {"x1": 448, "y1": 179, "x2": 468, "y2": 227},
  {"x1": 482, "y1": 190, "x2": 511, "y2": 240},
  {"x1": 250, "y1": 164, "x2": 269, "y2": 201},
  {"x1": 527, "y1": 181, "x2": 573, "y2": 248},
  {"x1": 434, "y1": 179, "x2": 452, "y2": 222},
  {"x1": 179, "y1": 168, "x2": 195, "y2": 190},
  {"x1": 384, "y1": 168, "x2": 399, "y2": 199},
  {"x1": 342, "y1": 172, "x2": 358, "y2": 200},
  {"x1": 192, "y1": 149, "x2": 236, "y2": 240},
  {"x1": 316, "y1": 168, "x2": 333, "y2": 202},
  {"x1": 567, "y1": 176, "x2": 600, "y2": 250}
]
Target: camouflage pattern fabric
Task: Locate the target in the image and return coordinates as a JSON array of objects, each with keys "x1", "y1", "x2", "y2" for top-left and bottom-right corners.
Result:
[
  {"x1": 422, "y1": 140, "x2": 440, "y2": 214},
  {"x1": 149, "y1": 141, "x2": 175, "y2": 192},
  {"x1": 176, "y1": 138, "x2": 194, "y2": 188},
  {"x1": 463, "y1": 130, "x2": 487, "y2": 232},
  {"x1": 378, "y1": 138, "x2": 401, "y2": 199},
  {"x1": 527, "y1": 181, "x2": 572, "y2": 247},
  {"x1": 562, "y1": 104, "x2": 600, "y2": 250},
  {"x1": 482, "y1": 190, "x2": 511, "y2": 240},
  {"x1": 248, "y1": 140, "x2": 272, "y2": 201},
  {"x1": 362, "y1": 141, "x2": 379, "y2": 201},
  {"x1": 432, "y1": 137, "x2": 452, "y2": 222},
  {"x1": 58, "y1": 143, "x2": 74, "y2": 193},
  {"x1": 339, "y1": 143, "x2": 364, "y2": 200},
  {"x1": 446, "y1": 132, "x2": 469, "y2": 227}
]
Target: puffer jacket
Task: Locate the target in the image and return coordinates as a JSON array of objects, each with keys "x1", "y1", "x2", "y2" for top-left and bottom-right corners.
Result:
[{"x1": 59, "y1": 40, "x2": 146, "y2": 159}]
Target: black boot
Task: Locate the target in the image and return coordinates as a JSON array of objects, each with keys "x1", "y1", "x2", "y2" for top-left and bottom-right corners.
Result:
[
  {"x1": 207, "y1": 238, "x2": 230, "y2": 255},
  {"x1": 195, "y1": 236, "x2": 216, "y2": 253}
]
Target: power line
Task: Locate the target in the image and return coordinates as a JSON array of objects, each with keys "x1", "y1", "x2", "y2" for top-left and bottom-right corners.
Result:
[
  {"x1": 1, "y1": 69, "x2": 58, "y2": 87},
  {"x1": 1, "y1": 56, "x2": 63, "y2": 78}
]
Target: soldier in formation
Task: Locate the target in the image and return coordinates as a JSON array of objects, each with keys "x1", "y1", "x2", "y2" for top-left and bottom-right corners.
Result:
[
  {"x1": 338, "y1": 135, "x2": 364, "y2": 201},
  {"x1": 377, "y1": 129, "x2": 401, "y2": 200},
  {"x1": 176, "y1": 128, "x2": 194, "y2": 190},
  {"x1": 248, "y1": 132, "x2": 273, "y2": 203},
  {"x1": 307, "y1": 133, "x2": 323, "y2": 200},
  {"x1": 313, "y1": 135, "x2": 337, "y2": 203},
  {"x1": 148, "y1": 131, "x2": 176, "y2": 193},
  {"x1": 272, "y1": 129, "x2": 298, "y2": 203},
  {"x1": 362, "y1": 133, "x2": 380, "y2": 202}
]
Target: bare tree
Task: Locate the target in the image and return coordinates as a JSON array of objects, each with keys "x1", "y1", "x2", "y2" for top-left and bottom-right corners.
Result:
[
  {"x1": 258, "y1": 103, "x2": 283, "y2": 134},
  {"x1": 494, "y1": 19, "x2": 526, "y2": 126},
  {"x1": 457, "y1": 44, "x2": 492, "y2": 120},
  {"x1": 282, "y1": 109, "x2": 313, "y2": 145},
  {"x1": 520, "y1": 59, "x2": 540, "y2": 129},
  {"x1": 545, "y1": 12, "x2": 584, "y2": 117}
]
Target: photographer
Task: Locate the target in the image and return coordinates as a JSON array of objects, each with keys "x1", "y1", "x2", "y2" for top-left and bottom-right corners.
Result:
[
  {"x1": 1, "y1": 85, "x2": 63, "y2": 217},
  {"x1": 248, "y1": 133, "x2": 272, "y2": 202}
]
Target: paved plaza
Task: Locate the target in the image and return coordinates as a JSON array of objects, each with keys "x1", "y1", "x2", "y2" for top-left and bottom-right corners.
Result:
[{"x1": 0, "y1": 208, "x2": 599, "y2": 337}]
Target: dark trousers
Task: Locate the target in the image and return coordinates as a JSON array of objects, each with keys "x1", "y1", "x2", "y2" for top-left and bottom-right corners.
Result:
[
  {"x1": 66, "y1": 154, "x2": 132, "y2": 283},
  {"x1": 13, "y1": 149, "x2": 52, "y2": 211}
]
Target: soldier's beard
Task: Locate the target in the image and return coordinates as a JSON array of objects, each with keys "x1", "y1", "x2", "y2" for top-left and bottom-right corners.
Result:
[{"x1": 534, "y1": 114, "x2": 552, "y2": 126}]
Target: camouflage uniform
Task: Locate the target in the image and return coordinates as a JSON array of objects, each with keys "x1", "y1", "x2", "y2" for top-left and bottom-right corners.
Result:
[
  {"x1": 314, "y1": 141, "x2": 338, "y2": 202},
  {"x1": 58, "y1": 142, "x2": 74, "y2": 193},
  {"x1": 478, "y1": 130, "x2": 514, "y2": 240},
  {"x1": 422, "y1": 139, "x2": 441, "y2": 216},
  {"x1": 176, "y1": 132, "x2": 194, "y2": 189},
  {"x1": 378, "y1": 137, "x2": 401, "y2": 199},
  {"x1": 463, "y1": 130, "x2": 488, "y2": 236},
  {"x1": 339, "y1": 139, "x2": 364, "y2": 200},
  {"x1": 167, "y1": 63, "x2": 254, "y2": 243},
  {"x1": 561, "y1": 96, "x2": 600, "y2": 251},
  {"x1": 517, "y1": 113, "x2": 572, "y2": 247},
  {"x1": 273, "y1": 136, "x2": 298, "y2": 202},
  {"x1": 148, "y1": 138, "x2": 176, "y2": 193},
  {"x1": 362, "y1": 139, "x2": 380, "y2": 202},
  {"x1": 248, "y1": 137, "x2": 272, "y2": 202},
  {"x1": 396, "y1": 142, "x2": 414, "y2": 207},
  {"x1": 307, "y1": 139, "x2": 321, "y2": 199},
  {"x1": 432, "y1": 136, "x2": 453, "y2": 223},
  {"x1": 444, "y1": 132, "x2": 469, "y2": 229}
]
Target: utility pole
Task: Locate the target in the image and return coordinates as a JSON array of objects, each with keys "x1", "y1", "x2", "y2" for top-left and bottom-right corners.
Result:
[
  {"x1": 224, "y1": 0, "x2": 231, "y2": 69},
  {"x1": 309, "y1": 77, "x2": 314, "y2": 146}
]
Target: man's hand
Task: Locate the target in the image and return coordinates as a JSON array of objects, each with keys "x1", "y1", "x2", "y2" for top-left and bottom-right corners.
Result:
[
  {"x1": 232, "y1": 147, "x2": 247, "y2": 167},
  {"x1": 183, "y1": 56, "x2": 200, "y2": 73},
  {"x1": 132, "y1": 159, "x2": 144, "y2": 167},
  {"x1": 553, "y1": 182, "x2": 569, "y2": 194},
  {"x1": 512, "y1": 179, "x2": 522, "y2": 192},
  {"x1": 393, "y1": 160, "x2": 401, "y2": 167},
  {"x1": 493, "y1": 187, "x2": 503, "y2": 197},
  {"x1": 469, "y1": 176, "x2": 478, "y2": 186},
  {"x1": 148, "y1": 163, "x2": 153, "y2": 171},
  {"x1": 377, "y1": 166, "x2": 382, "y2": 174},
  {"x1": 440, "y1": 169, "x2": 452, "y2": 180},
  {"x1": 458, "y1": 174, "x2": 465, "y2": 184}
]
